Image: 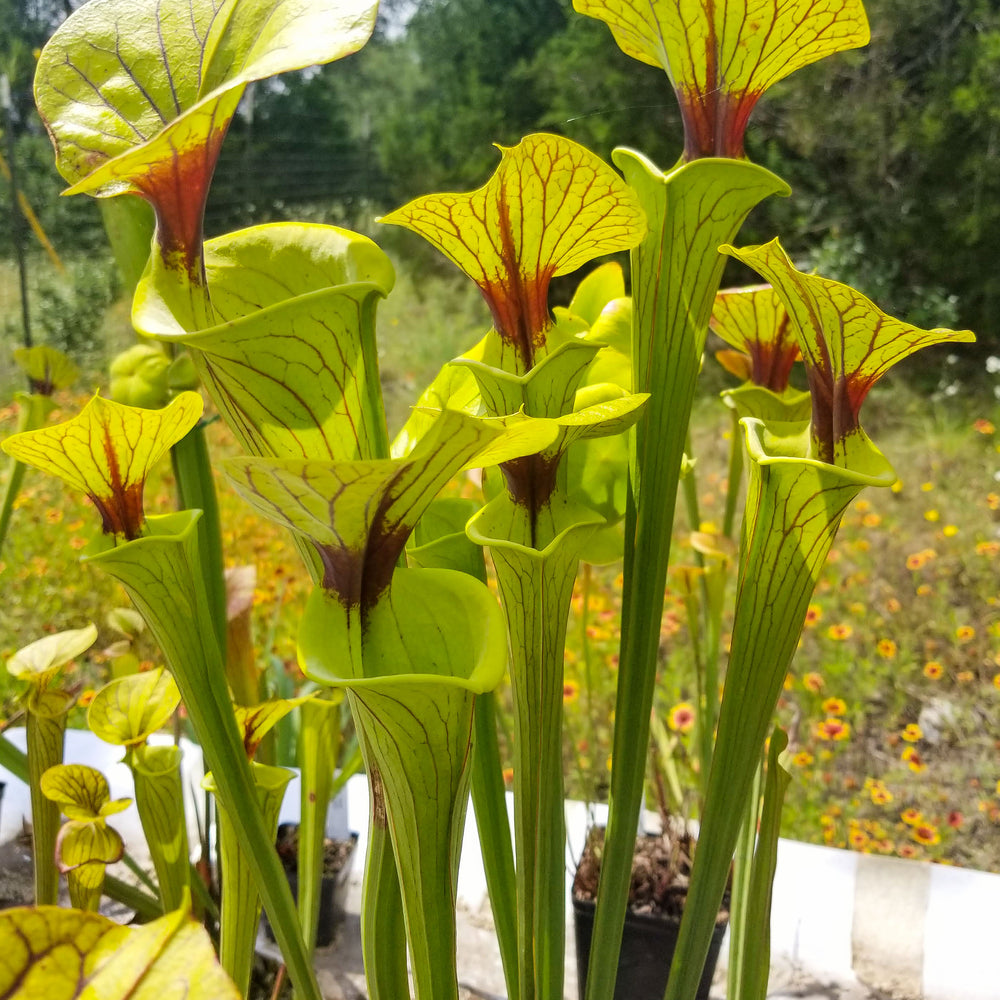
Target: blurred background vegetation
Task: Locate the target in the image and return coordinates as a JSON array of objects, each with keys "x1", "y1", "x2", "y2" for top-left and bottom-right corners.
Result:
[{"x1": 1, "y1": 0, "x2": 997, "y2": 359}]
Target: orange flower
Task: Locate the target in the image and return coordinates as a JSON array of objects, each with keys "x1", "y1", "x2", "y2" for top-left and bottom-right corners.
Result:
[
  {"x1": 956, "y1": 670, "x2": 975, "y2": 683},
  {"x1": 877, "y1": 639, "x2": 897, "y2": 659},
  {"x1": 974, "y1": 418, "x2": 995, "y2": 434},
  {"x1": 923, "y1": 661, "x2": 943, "y2": 680},
  {"x1": 563, "y1": 680, "x2": 580, "y2": 704},
  {"x1": 901, "y1": 723, "x2": 923, "y2": 743},
  {"x1": 668, "y1": 702, "x2": 695, "y2": 734},
  {"x1": 849, "y1": 829, "x2": 869, "y2": 849},
  {"x1": 955, "y1": 625, "x2": 976, "y2": 642},
  {"x1": 815, "y1": 718, "x2": 851, "y2": 742},
  {"x1": 912, "y1": 823, "x2": 940, "y2": 846},
  {"x1": 862, "y1": 512, "x2": 882, "y2": 528},
  {"x1": 803, "y1": 672, "x2": 824, "y2": 693},
  {"x1": 869, "y1": 783, "x2": 893, "y2": 806},
  {"x1": 906, "y1": 552, "x2": 927, "y2": 570},
  {"x1": 988, "y1": 493, "x2": 1000, "y2": 511},
  {"x1": 898, "y1": 844, "x2": 920, "y2": 859},
  {"x1": 827, "y1": 624, "x2": 853, "y2": 641},
  {"x1": 900, "y1": 808, "x2": 922, "y2": 825},
  {"x1": 901, "y1": 747, "x2": 927, "y2": 773},
  {"x1": 804, "y1": 604, "x2": 822, "y2": 627},
  {"x1": 792, "y1": 751, "x2": 814, "y2": 767},
  {"x1": 76, "y1": 688, "x2": 96, "y2": 707},
  {"x1": 976, "y1": 541, "x2": 1000, "y2": 556},
  {"x1": 822, "y1": 697, "x2": 847, "y2": 717}
]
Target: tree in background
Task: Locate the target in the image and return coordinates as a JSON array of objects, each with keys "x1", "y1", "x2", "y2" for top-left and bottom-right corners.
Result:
[{"x1": 1, "y1": 0, "x2": 997, "y2": 354}]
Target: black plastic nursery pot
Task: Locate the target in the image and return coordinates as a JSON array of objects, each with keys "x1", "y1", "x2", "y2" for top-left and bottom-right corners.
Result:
[
  {"x1": 265, "y1": 824, "x2": 358, "y2": 948},
  {"x1": 572, "y1": 896, "x2": 727, "y2": 1000}
]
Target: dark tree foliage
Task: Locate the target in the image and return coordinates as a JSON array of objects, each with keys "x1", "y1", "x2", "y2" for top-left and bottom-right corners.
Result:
[{"x1": 2, "y1": 0, "x2": 998, "y2": 354}]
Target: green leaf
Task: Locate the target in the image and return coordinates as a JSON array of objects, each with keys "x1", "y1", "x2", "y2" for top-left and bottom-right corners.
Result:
[
  {"x1": 299, "y1": 567, "x2": 507, "y2": 1000},
  {"x1": 232, "y1": 694, "x2": 316, "y2": 760},
  {"x1": 204, "y1": 763, "x2": 293, "y2": 996},
  {"x1": 573, "y1": 0, "x2": 870, "y2": 158},
  {"x1": 563, "y1": 261, "x2": 626, "y2": 327},
  {"x1": 740, "y1": 728, "x2": 792, "y2": 1000},
  {"x1": 134, "y1": 224, "x2": 395, "y2": 464},
  {"x1": 41, "y1": 763, "x2": 131, "y2": 821},
  {"x1": 721, "y1": 238, "x2": 977, "y2": 462},
  {"x1": 131, "y1": 743, "x2": 191, "y2": 913},
  {"x1": 82, "y1": 510, "x2": 322, "y2": 1000},
  {"x1": 87, "y1": 668, "x2": 181, "y2": 747},
  {"x1": 57, "y1": 820, "x2": 126, "y2": 870},
  {"x1": 225, "y1": 408, "x2": 553, "y2": 622},
  {"x1": 381, "y1": 133, "x2": 646, "y2": 370},
  {"x1": 43, "y1": 764, "x2": 129, "y2": 911},
  {"x1": 1, "y1": 393, "x2": 203, "y2": 540},
  {"x1": 408, "y1": 498, "x2": 485, "y2": 578},
  {"x1": 468, "y1": 495, "x2": 597, "y2": 1000},
  {"x1": 7, "y1": 625, "x2": 98, "y2": 687},
  {"x1": 107, "y1": 607, "x2": 145, "y2": 638},
  {"x1": 664, "y1": 417, "x2": 894, "y2": 1000},
  {"x1": 0, "y1": 898, "x2": 240, "y2": 999},
  {"x1": 296, "y1": 694, "x2": 343, "y2": 957},
  {"x1": 584, "y1": 151, "x2": 789, "y2": 1000},
  {"x1": 35, "y1": 0, "x2": 378, "y2": 301},
  {"x1": 721, "y1": 383, "x2": 812, "y2": 425}
]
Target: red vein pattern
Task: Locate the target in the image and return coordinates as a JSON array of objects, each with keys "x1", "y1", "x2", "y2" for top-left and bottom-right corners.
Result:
[
  {"x1": 573, "y1": 0, "x2": 869, "y2": 158},
  {"x1": 722, "y1": 239, "x2": 976, "y2": 462},
  {"x1": 381, "y1": 134, "x2": 645, "y2": 371},
  {"x1": 2, "y1": 392, "x2": 203, "y2": 539},
  {"x1": 710, "y1": 283, "x2": 798, "y2": 391}
]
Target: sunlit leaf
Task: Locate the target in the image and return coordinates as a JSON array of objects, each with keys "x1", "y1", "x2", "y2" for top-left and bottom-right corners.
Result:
[
  {"x1": 232, "y1": 695, "x2": 315, "y2": 760},
  {"x1": 106, "y1": 607, "x2": 145, "y2": 638},
  {"x1": 298, "y1": 567, "x2": 508, "y2": 998},
  {"x1": 721, "y1": 239, "x2": 976, "y2": 462},
  {"x1": 203, "y1": 763, "x2": 292, "y2": 995},
  {"x1": 2, "y1": 392, "x2": 203, "y2": 540},
  {"x1": 0, "y1": 899, "x2": 238, "y2": 999},
  {"x1": 573, "y1": 0, "x2": 870, "y2": 158},
  {"x1": 664, "y1": 416, "x2": 894, "y2": 1000},
  {"x1": 711, "y1": 284, "x2": 799, "y2": 392},
  {"x1": 41, "y1": 764, "x2": 131, "y2": 821},
  {"x1": 134, "y1": 224, "x2": 394, "y2": 463},
  {"x1": 563, "y1": 261, "x2": 626, "y2": 327},
  {"x1": 36, "y1": 0, "x2": 378, "y2": 292},
  {"x1": 381, "y1": 133, "x2": 645, "y2": 370},
  {"x1": 87, "y1": 669, "x2": 181, "y2": 747},
  {"x1": 131, "y1": 743, "x2": 191, "y2": 913},
  {"x1": 57, "y1": 820, "x2": 125, "y2": 870},
  {"x1": 226, "y1": 408, "x2": 554, "y2": 614},
  {"x1": 7, "y1": 625, "x2": 98, "y2": 686}
]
